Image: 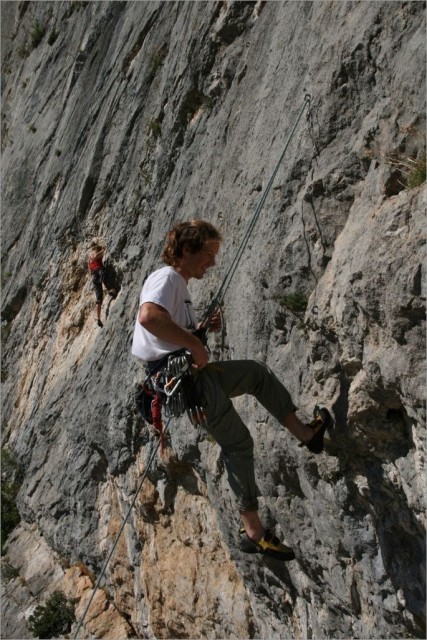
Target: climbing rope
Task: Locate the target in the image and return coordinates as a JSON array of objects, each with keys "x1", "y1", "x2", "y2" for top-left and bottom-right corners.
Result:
[
  {"x1": 72, "y1": 416, "x2": 172, "y2": 639},
  {"x1": 202, "y1": 93, "x2": 312, "y2": 327}
]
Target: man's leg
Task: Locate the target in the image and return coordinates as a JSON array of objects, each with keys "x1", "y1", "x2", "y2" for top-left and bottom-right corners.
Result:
[
  {"x1": 96, "y1": 302, "x2": 103, "y2": 326},
  {"x1": 206, "y1": 359, "x2": 321, "y2": 443},
  {"x1": 196, "y1": 367, "x2": 260, "y2": 514},
  {"x1": 93, "y1": 272, "x2": 103, "y2": 327},
  {"x1": 196, "y1": 366, "x2": 295, "y2": 560},
  {"x1": 239, "y1": 509, "x2": 264, "y2": 541}
]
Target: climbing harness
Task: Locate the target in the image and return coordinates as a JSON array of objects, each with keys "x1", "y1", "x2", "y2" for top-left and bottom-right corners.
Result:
[
  {"x1": 73, "y1": 93, "x2": 312, "y2": 638},
  {"x1": 135, "y1": 350, "x2": 207, "y2": 452},
  {"x1": 202, "y1": 93, "x2": 312, "y2": 328}
]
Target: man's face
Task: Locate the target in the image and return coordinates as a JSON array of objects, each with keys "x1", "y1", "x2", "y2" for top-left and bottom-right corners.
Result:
[{"x1": 180, "y1": 240, "x2": 221, "y2": 281}]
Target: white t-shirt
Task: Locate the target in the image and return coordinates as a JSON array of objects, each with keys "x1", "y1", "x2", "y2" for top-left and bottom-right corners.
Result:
[{"x1": 131, "y1": 266, "x2": 197, "y2": 362}]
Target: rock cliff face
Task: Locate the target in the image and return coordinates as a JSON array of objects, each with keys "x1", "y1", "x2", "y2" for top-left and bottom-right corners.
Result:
[{"x1": 1, "y1": 1, "x2": 425, "y2": 638}]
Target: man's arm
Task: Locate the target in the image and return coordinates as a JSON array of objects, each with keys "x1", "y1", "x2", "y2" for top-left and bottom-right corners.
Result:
[{"x1": 138, "y1": 302, "x2": 209, "y2": 368}]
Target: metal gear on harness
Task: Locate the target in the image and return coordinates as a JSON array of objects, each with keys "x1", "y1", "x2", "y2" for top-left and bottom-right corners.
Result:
[
  {"x1": 136, "y1": 351, "x2": 208, "y2": 446},
  {"x1": 163, "y1": 352, "x2": 208, "y2": 429}
]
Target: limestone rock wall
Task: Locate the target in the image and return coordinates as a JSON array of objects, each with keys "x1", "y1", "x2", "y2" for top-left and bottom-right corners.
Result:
[{"x1": 1, "y1": 1, "x2": 425, "y2": 638}]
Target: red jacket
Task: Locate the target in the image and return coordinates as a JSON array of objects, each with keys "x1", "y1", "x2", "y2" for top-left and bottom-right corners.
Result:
[{"x1": 88, "y1": 256, "x2": 103, "y2": 272}]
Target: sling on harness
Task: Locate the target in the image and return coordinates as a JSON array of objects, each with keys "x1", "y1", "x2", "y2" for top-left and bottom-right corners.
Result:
[{"x1": 135, "y1": 380, "x2": 166, "y2": 447}]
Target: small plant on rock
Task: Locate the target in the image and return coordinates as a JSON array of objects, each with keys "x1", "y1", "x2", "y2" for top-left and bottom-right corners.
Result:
[
  {"x1": 48, "y1": 28, "x2": 59, "y2": 46},
  {"x1": 30, "y1": 21, "x2": 46, "y2": 48},
  {"x1": 147, "y1": 117, "x2": 162, "y2": 139},
  {"x1": 1, "y1": 558, "x2": 20, "y2": 582},
  {"x1": 70, "y1": 0, "x2": 87, "y2": 12},
  {"x1": 28, "y1": 591, "x2": 76, "y2": 639},
  {"x1": 386, "y1": 152, "x2": 426, "y2": 190},
  {"x1": 406, "y1": 155, "x2": 426, "y2": 189},
  {"x1": 148, "y1": 45, "x2": 168, "y2": 78},
  {"x1": 278, "y1": 292, "x2": 308, "y2": 313},
  {"x1": 1, "y1": 449, "x2": 24, "y2": 553},
  {"x1": 180, "y1": 89, "x2": 213, "y2": 123},
  {"x1": 17, "y1": 46, "x2": 29, "y2": 59}
]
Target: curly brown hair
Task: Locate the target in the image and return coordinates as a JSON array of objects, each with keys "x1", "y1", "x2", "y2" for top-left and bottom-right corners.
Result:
[{"x1": 162, "y1": 220, "x2": 223, "y2": 266}]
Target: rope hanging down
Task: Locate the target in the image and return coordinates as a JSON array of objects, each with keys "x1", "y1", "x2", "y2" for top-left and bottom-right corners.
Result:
[
  {"x1": 73, "y1": 92, "x2": 311, "y2": 639},
  {"x1": 72, "y1": 417, "x2": 172, "y2": 639},
  {"x1": 202, "y1": 93, "x2": 311, "y2": 327}
]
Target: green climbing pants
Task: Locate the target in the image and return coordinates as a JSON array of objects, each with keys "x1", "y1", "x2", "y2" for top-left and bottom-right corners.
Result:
[{"x1": 195, "y1": 360, "x2": 296, "y2": 512}]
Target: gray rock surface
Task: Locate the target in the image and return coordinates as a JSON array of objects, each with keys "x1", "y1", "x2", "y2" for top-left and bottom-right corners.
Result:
[{"x1": 1, "y1": 1, "x2": 425, "y2": 638}]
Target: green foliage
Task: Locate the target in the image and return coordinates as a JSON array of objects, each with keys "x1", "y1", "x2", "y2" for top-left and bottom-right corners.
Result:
[
  {"x1": 28, "y1": 591, "x2": 76, "y2": 638},
  {"x1": 30, "y1": 22, "x2": 46, "y2": 49},
  {"x1": 279, "y1": 292, "x2": 308, "y2": 313},
  {"x1": 407, "y1": 156, "x2": 426, "y2": 189},
  {"x1": 48, "y1": 28, "x2": 59, "y2": 46},
  {"x1": 1, "y1": 363, "x2": 8, "y2": 383},
  {"x1": 70, "y1": 1, "x2": 88, "y2": 13},
  {"x1": 149, "y1": 45, "x2": 168, "y2": 77},
  {"x1": 201, "y1": 94, "x2": 213, "y2": 111},
  {"x1": 1, "y1": 321, "x2": 11, "y2": 345},
  {"x1": 1, "y1": 449, "x2": 24, "y2": 553},
  {"x1": 139, "y1": 167, "x2": 152, "y2": 185},
  {"x1": 17, "y1": 46, "x2": 29, "y2": 59},
  {"x1": 1, "y1": 558, "x2": 19, "y2": 582},
  {"x1": 147, "y1": 117, "x2": 162, "y2": 139},
  {"x1": 181, "y1": 89, "x2": 213, "y2": 122},
  {"x1": 386, "y1": 152, "x2": 426, "y2": 190}
]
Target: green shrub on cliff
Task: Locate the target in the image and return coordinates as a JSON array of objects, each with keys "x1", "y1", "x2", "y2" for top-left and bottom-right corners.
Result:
[
  {"x1": 30, "y1": 22, "x2": 46, "y2": 48},
  {"x1": 407, "y1": 155, "x2": 426, "y2": 189},
  {"x1": 1, "y1": 449, "x2": 23, "y2": 553},
  {"x1": 28, "y1": 591, "x2": 76, "y2": 638},
  {"x1": 278, "y1": 292, "x2": 308, "y2": 313}
]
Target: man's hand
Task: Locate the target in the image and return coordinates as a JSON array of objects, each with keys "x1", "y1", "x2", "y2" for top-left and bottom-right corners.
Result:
[
  {"x1": 207, "y1": 308, "x2": 222, "y2": 333},
  {"x1": 188, "y1": 337, "x2": 209, "y2": 369},
  {"x1": 199, "y1": 307, "x2": 222, "y2": 333}
]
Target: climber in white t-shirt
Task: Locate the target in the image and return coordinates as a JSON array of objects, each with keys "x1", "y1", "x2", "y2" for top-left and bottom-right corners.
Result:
[
  {"x1": 132, "y1": 265, "x2": 198, "y2": 362},
  {"x1": 132, "y1": 219, "x2": 332, "y2": 562}
]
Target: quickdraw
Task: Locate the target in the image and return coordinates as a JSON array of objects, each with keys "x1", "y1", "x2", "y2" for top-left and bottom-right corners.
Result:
[{"x1": 164, "y1": 352, "x2": 207, "y2": 429}]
